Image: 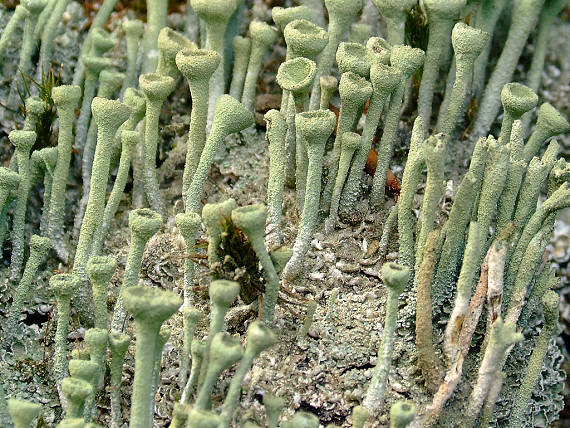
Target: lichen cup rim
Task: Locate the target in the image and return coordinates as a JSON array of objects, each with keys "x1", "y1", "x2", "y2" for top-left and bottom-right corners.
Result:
[
  {"x1": 284, "y1": 19, "x2": 328, "y2": 57},
  {"x1": 231, "y1": 203, "x2": 267, "y2": 232},
  {"x1": 501, "y1": 82, "x2": 539, "y2": 117},
  {"x1": 277, "y1": 57, "x2": 317, "y2": 94},
  {"x1": 176, "y1": 47, "x2": 221, "y2": 79},
  {"x1": 122, "y1": 285, "x2": 182, "y2": 323},
  {"x1": 139, "y1": 72, "x2": 177, "y2": 100}
]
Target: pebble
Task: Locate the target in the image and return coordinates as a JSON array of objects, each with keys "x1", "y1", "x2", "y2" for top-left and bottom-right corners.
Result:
[{"x1": 336, "y1": 261, "x2": 360, "y2": 273}]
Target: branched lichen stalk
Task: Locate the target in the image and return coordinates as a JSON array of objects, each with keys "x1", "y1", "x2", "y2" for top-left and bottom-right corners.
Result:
[{"x1": 362, "y1": 263, "x2": 410, "y2": 414}]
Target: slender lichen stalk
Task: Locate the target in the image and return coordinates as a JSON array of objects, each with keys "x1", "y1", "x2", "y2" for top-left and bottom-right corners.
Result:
[
  {"x1": 110, "y1": 208, "x2": 163, "y2": 332},
  {"x1": 37, "y1": 0, "x2": 71, "y2": 77},
  {"x1": 325, "y1": 132, "x2": 361, "y2": 232},
  {"x1": 86, "y1": 256, "x2": 116, "y2": 330},
  {"x1": 8, "y1": 398, "x2": 42, "y2": 428},
  {"x1": 93, "y1": 130, "x2": 141, "y2": 256},
  {"x1": 123, "y1": 286, "x2": 182, "y2": 428},
  {"x1": 362, "y1": 262, "x2": 410, "y2": 414},
  {"x1": 62, "y1": 377, "x2": 93, "y2": 419},
  {"x1": 120, "y1": 20, "x2": 144, "y2": 96},
  {"x1": 202, "y1": 199, "x2": 237, "y2": 267},
  {"x1": 191, "y1": 0, "x2": 243, "y2": 125},
  {"x1": 185, "y1": 95, "x2": 254, "y2": 212},
  {"x1": 232, "y1": 204, "x2": 281, "y2": 326},
  {"x1": 176, "y1": 48, "x2": 221, "y2": 198},
  {"x1": 140, "y1": 0, "x2": 168, "y2": 73},
  {"x1": 74, "y1": 98, "x2": 131, "y2": 280},
  {"x1": 50, "y1": 273, "x2": 82, "y2": 403},
  {"x1": 180, "y1": 339, "x2": 206, "y2": 404},
  {"x1": 0, "y1": 5, "x2": 28, "y2": 57},
  {"x1": 307, "y1": 0, "x2": 363, "y2": 110},
  {"x1": 417, "y1": 0, "x2": 465, "y2": 134},
  {"x1": 264, "y1": 109, "x2": 287, "y2": 246},
  {"x1": 241, "y1": 21, "x2": 279, "y2": 112},
  {"x1": 229, "y1": 36, "x2": 251, "y2": 100},
  {"x1": 83, "y1": 328, "x2": 108, "y2": 419},
  {"x1": 4, "y1": 235, "x2": 51, "y2": 347},
  {"x1": 48, "y1": 85, "x2": 81, "y2": 261},
  {"x1": 371, "y1": 0, "x2": 417, "y2": 45},
  {"x1": 178, "y1": 306, "x2": 201, "y2": 388},
  {"x1": 139, "y1": 73, "x2": 175, "y2": 216},
  {"x1": 341, "y1": 62, "x2": 401, "y2": 219},
  {"x1": 282, "y1": 110, "x2": 336, "y2": 282},
  {"x1": 522, "y1": 102, "x2": 569, "y2": 163},
  {"x1": 321, "y1": 72, "x2": 371, "y2": 214},
  {"x1": 319, "y1": 75, "x2": 338, "y2": 109},
  {"x1": 437, "y1": 22, "x2": 489, "y2": 137},
  {"x1": 0, "y1": 167, "x2": 20, "y2": 255},
  {"x1": 369, "y1": 45, "x2": 425, "y2": 209},
  {"x1": 8, "y1": 130, "x2": 37, "y2": 280},
  {"x1": 472, "y1": 0, "x2": 547, "y2": 138},
  {"x1": 506, "y1": 290, "x2": 559, "y2": 428},
  {"x1": 108, "y1": 332, "x2": 131, "y2": 428}
]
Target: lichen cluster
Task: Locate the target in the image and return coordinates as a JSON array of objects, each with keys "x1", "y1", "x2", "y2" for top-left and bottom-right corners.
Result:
[{"x1": 0, "y1": 0, "x2": 569, "y2": 427}]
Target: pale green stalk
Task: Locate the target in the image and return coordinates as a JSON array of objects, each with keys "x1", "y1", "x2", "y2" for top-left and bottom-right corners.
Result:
[
  {"x1": 362, "y1": 263, "x2": 410, "y2": 414},
  {"x1": 110, "y1": 208, "x2": 163, "y2": 332},
  {"x1": 349, "y1": 23, "x2": 372, "y2": 45},
  {"x1": 371, "y1": 0, "x2": 417, "y2": 45},
  {"x1": 141, "y1": 0, "x2": 168, "y2": 73},
  {"x1": 0, "y1": 167, "x2": 20, "y2": 254},
  {"x1": 108, "y1": 333, "x2": 130, "y2": 428},
  {"x1": 120, "y1": 20, "x2": 144, "y2": 96},
  {"x1": 282, "y1": 110, "x2": 336, "y2": 282},
  {"x1": 180, "y1": 339, "x2": 205, "y2": 403},
  {"x1": 176, "y1": 48, "x2": 220, "y2": 199},
  {"x1": 522, "y1": 103, "x2": 569, "y2": 163},
  {"x1": 139, "y1": 73, "x2": 175, "y2": 216},
  {"x1": 229, "y1": 36, "x2": 251, "y2": 100},
  {"x1": 37, "y1": 0, "x2": 71, "y2": 77},
  {"x1": 23, "y1": 95, "x2": 44, "y2": 131},
  {"x1": 8, "y1": 130, "x2": 36, "y2": 280},
  {"x1": 62, "y1": 377, "x2": 93, "y2": 419},
  {"x1": 264, "y1": 394, "x2": 284, "y2": 428},
  {"x1": 185, "y1": 95, "x2": 254, "y2": 212},
  {"x1": 319, "y1": 75, "x2": 338, "y2": 110},
  {"x1": 84, "y1": 328, "x2": 108, "y2": 420},
  {"x1": 497, "y1": 83, "x2": 537, "y2": 145},
  {"x1": 202, "y1": 199, "x2": 237, "y2": 267},
  {"x1": 0, "y1": 5, "x2": 28, "y2": 57},
  {"x1": 178, "y1": 306, "x2": 201, "y2": 388},
  {"x1": 86, "y1": 256, "x2": 116, "y2": 330},
  {"x1": 370, "y1": 45, "x2": 425, "y2": 209},
  {"x1": 123, "y1": 286, "x2": 182, "y2": 428}
]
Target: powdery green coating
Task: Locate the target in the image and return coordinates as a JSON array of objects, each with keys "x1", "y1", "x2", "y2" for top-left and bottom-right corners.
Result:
[
  {"x1": 202, "y1": 199, "x2": 237, "y2": 267},
  {"x1": 86, "y1": 256, "x2": 116, "y2": 330},
  {"x1": 282, "y1": 110, "x2": 336, "y2": 282},
  {"x1": 242, "y1": 21, "x2": 279, "y2": 111},
  {"x1": 321, "y1": 72, "x2": 371, "y2": 214},
  {"x1": 414, "y1": 134, "x2": 446, "y2": 272},
  {"x1": 431, "y1": 172, "x2": 479, "y2": 308},
  {"x1": 521, "y1": 0, "x2": 568, "y2": 133},
  {"x1": 75, "y1": 55, "x2": 112, "y2": 156},
  {"x1": 378, "y1": 204, "x2": 398, "y2": 261},
  {"x1": 111, "y1": 208, "x2": 163, "y2": 332},
  {"x1": 370, "y1": 45, "x2": 425, "y2": 208},
  {"x1": 112, "y1": 88, "x2": 147, "y2": 161},
  {"x1": 443, "y1": 221, "x2": 481, "y2": 360},
  {"x1": 363, "y1": 263, "x2": 410, "y2": 414},
  {"x1": 139, "y1": 73, "x2": 176, "y2": 215},
  {"x1": 23, "y1": 95, "x2": 45, "y2": 131},
  {"x1": 416, "y1": 229, "x2": 443, "y2": 392},
  {"x1": 120, "y1": 20, "x2": 144, "y2": 95},
  {"x1": 8, "y1": 130, "x2": 37, "y2": 279},
  {"x1": 180, "y1": 339, "x2": 206, "y2": 403},
  {"x1": 390, "y1": 401, "x2": 416, "y2": 428},
  {"x1": 175, "y1": 211, "x2": 202, "y2": 311},
  {"x1": 352, "y1": 405, "x2": 370, "y2": 428},
  {"x1": 336, "y1": 42, "x2": 371, "y2": 78},
  {"x1": 506, "y1": 290, "x2": 559, "y2": 428},
  {"x1": 93, "y1": 130, "x2": 141, "y2": 256},
  {"x1": 366, "y1": 36, "x2": 392, "y2": 66},
  {"x1": 140, "y1": 0, "x2": 167, "y2": 73},
  {"x1": 475, "y1": 136, "x2": 508, "y2": 251},
  {"x1": 522, "y1": 103, "x2": 569, "y2": 163},
  {"x1": 123, "y1": 286, "x2": 182, "y2": 428},
  {"x1": 74, "y1": 98, "x2": 131, "y2": 281},
  {"x1": 272, "y1": 6, "x2": 312, "y2": 32},
  {"x1": 340, "y1": 63, "x2": 400, "y2": 217},
  {"x1": 55, "y1": 418, "x2": 88, "y2": 428},
  {"x1": 511, "y1": 156, "x2": 549, "y2": 230},
  {"x1": 472, "y1": 0, "x2": 547, "y2": 138},
  {"x1": 50, "y1": 274, "x2": 82, "y2": 396},
  {"x1": 37, "y1": 0, "x2": 71, "y2": 77},
  {"x1": 326, "y1": 132, "x2": 361, "y2": 231},
  {"x1": 307, "y1": 0, "x2": 363, "y2": 110},
  {"x1": 229, "y1": 36, "x2": 251, "y2": 100},
  {"x1": 417, "y1": 0, "x2": 465, "y2": 134},
  {"x1": 349, "y1": 23, "x2": 371, "y2": 45},
  {"x1": 45, "y1": 85, "x2": 80, "y2": 258},
  {"x1": 298, "y1": 299, "x2": 318, "y2": 339},
  {"x1": 281, "y1": 411, "x2": 320, "y2": 428},
  {"x1": 437, "y1": 22, "x2": 489, "y2": 136},
  {"x1": 176, "y1": 48, "x2": 221, "y2": 198},
  {"x1": 191, "y1": 0, "x2": 243, "y2": 125},
  {"x1": 179, "y1": 306, "x2": 201, "y2": 387},
  {"x1": 195, "y1": 333, "x2": 243, "y2": 410},
  {"x1": 186, "y1": 408, "x2": 222, "y2": 428},
  {"x1": 4, "y1": 235, "x2": 51, "y2": 347},
  {"x1": 198, "y1": 280, "x2": 240, "y2": 392},
  {"x1": 0, "y1": 167, "x2": 19, "y2": 256},
  {"x1": 8, "y1": 398, "x2": 42, "y2": 428},
  {"x1": 547, "y1": 158, "x2": 570, "y2": 197},
  {"x1": 519, "y1": 264, "x2": 557, "y2": 327},
  {"x1": 0, "y1": 5, "x2": 28, "y2": 57},
  {"x1": 156, "y1": 28, "x2": 194, "y2": 79},
  {"x1": 219, "y1": 321, "x2": 276, "y2": 426},
  {"x1": 185, "y1": 95, "x2": 254, "y2": 212},
  {"x1": 498, "y1": 83, "x2": 538, "y2": 145},
  {"x1": 319, "y1": 75, "x2": 338, "y2": 109},
  {"x1": 232, "y1": 204, "x2": 281, "y2": 325},
  {"x1": 169, "y1": 403, "x2": 190, "y2": 428},
  {"x1": 149, "y1": 327, "x2": 170, "y2": 422},
  {"x1": 83, "y1": 328, "x2": 108, "y2": 420},
  {"x1": 264, "y1": 110, "x2": 287, "y2": 246},
  {"x1": 62, "y1": 377, "x2": 93, "y2": 419},
  {"x1": 34, "y1": 148, "x2": 58, "y2": 236},
  {"x1": 371, "y1": 0, "x2": 417, "y2": 45},
  {"x1": 264, "y1": 394, "x2": 285, "y2": 428},
  {"x1": 108, "y1": 332, "x2": 131, "y2": 428}
]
